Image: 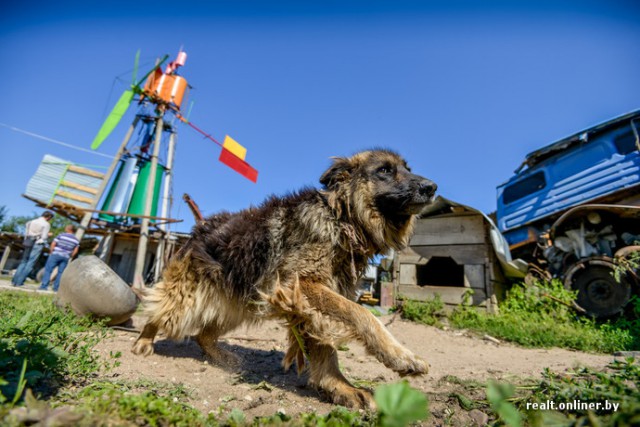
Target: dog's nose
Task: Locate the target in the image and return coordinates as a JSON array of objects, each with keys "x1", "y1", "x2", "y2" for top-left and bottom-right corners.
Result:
[{"x1": 418, "y1": 179, "x2": 437, "y2": 198}]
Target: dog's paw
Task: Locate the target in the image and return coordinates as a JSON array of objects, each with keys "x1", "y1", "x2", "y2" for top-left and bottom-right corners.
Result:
[
  {"x1": 330, "y1": 386, "x2": 376, "y2": 411},
  {"x1": 396, "y1": 356, "x2": 429, "y2": 377},
  {"x1": 386, "y1": 349, "x2": 429, "y2": 376},
  {"x1": 131, "y1": 339, "x2": 155, "y2": 357}
]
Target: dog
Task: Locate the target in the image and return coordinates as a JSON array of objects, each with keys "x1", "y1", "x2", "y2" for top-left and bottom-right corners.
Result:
[{"x1": 132, "y1": 149, "x2": 437, "y2": 409}]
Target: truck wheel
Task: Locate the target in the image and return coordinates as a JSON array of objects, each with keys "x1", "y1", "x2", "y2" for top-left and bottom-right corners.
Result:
[{"x1": 564, "y1": 259, "x2": 631, "y2": 318}]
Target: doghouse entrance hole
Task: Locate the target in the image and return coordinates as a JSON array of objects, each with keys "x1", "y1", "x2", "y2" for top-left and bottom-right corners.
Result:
[{"x1": 416, "y1": 256, "x2": 464, "y2": 287}]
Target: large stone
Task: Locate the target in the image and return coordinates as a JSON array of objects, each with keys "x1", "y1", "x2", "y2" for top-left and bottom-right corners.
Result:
[{"x1": 55, "y1": 255, "x2": 138, "y2": 325}]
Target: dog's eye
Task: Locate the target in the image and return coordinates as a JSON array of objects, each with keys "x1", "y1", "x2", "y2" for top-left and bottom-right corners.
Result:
[{"x1": 377, "y1": 166, "x2": 393, "y2": 175}]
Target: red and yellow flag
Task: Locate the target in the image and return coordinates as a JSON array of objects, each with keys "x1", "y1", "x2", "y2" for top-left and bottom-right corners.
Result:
[{"x1": 218, "y1": 147, "x2": 258, "y2": 183}]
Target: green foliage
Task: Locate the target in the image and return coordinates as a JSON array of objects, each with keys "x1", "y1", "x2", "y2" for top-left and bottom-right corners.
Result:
[
  {"x1": 375, "y1": 381, "x2": 429, "y2": 427},
  {"x1": 0, "y1": 291, "x2": 110, "y2": 404},
  {"x1": 478, "y1": 359, "x2": 640, "y2": 427},
  {"x1": 0, "y1": 214, "x2": 31, "y2": 234},
  {"x1": 449, "y1": 280, "x2": 638, "y2": 353},
  {"x1": 399, "y1": 295, "x2": 445, "y2": 327},
  {"x1": 523, "y1": 358, "x2": 640, "y2": 426},
  {"x1": 486, "y1": 382, "x2": 521, "y2": 427},
  {"x1": 71, "y1": 381, "x2": 207, "y2": 427},
  {"x1": 0, "y1": 211, "x2": 73, "y2": 236},
  {"x1": 613, "y1": 245, "x2": 640, "y2": 282}
]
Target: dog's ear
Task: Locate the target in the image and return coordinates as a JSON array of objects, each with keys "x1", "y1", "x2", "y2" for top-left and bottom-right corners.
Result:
[{"x1": 320, "y1": 157, "x2": 353, "y2": 190}]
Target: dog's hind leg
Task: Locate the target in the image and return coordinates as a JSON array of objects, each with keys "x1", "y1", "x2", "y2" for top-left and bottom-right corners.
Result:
[
  {"x1": 195, "y1": 323, "x2": 241, "y2": 369},
  {"x1": 299, "y1": 280, "x2": 429, "y2": 376},
  {"x1": 305, "y1": 337, "x2": 375, "y2": 409},
  {"x1": 132, "y1": 321, "x2": 159, "y2": 357}
]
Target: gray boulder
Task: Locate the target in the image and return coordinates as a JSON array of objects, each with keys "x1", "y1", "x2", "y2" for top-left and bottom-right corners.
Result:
[{"x1": 55, "y1": 255, "x2": 138, "y2": 325}]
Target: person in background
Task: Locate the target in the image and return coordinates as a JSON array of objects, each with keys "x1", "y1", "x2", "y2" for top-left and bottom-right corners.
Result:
[
  {"x1": 12, "y1": 211, "x2": 54, "y2": 287},
  {"x1": 39, "y1": 224, "x2": 80, "y2": 292}
]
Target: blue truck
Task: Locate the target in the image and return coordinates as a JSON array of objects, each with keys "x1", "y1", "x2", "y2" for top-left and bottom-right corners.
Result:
[{"x1": 496, "y1": 110, "x2": 640, "y2": 317}]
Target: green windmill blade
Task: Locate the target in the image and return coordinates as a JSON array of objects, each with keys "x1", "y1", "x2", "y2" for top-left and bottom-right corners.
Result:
[
  {"x1": 90, "y1": 89, "x2": 135, "y2": 150},
  {"x1": 91, "y1": 53, "x2": 169, "y2": 150}
]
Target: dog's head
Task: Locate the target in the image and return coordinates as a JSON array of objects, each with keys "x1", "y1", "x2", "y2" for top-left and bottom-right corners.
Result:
[{"x1": 320, "y1": 149, "x2": 437, "y2": 250}]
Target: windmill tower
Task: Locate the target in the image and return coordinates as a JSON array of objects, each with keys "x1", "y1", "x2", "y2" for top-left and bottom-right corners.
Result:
[{"x1": 74, "y1": 50, "x2": 258, "y2": 288}]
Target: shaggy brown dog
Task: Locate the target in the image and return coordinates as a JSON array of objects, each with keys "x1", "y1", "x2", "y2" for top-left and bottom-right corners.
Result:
[{"x1": 132, "y1": 149, "x2": 436, "y2": 409}]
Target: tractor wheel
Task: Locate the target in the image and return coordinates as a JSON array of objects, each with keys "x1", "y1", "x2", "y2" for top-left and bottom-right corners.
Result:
[{"x1": 564, "y1": 258, "x2": 631, "y2": 318}]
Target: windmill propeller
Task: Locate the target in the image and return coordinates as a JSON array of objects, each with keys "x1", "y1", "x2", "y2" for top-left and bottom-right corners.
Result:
[{"x1": 91, "y1": 52, "x2": 169, "y2": 150}]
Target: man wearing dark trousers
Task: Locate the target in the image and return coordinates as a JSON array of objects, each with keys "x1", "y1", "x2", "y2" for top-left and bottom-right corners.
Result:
[{"x1": 12, "y1": 211, "x2": 53, "y2": 287}]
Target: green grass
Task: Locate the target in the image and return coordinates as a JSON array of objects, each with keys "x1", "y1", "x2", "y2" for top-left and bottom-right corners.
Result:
[
  {"x1": 398, "y1": 295, "x2": 445, "y2": 327},
  {"x1": 401, "y1": 280, "x2": 640, "y2": 353},
  {"x1": 0, "y1": 291, "x2": 113, "y2": 403},
  {"x1": 481, "y1": 358, "x2": 640, "y2": 427}
]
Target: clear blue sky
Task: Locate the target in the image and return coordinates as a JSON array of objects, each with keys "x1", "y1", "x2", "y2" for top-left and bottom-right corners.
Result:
[{"x1": 1, "y1": 0, "x2": 639, "y2": 233}]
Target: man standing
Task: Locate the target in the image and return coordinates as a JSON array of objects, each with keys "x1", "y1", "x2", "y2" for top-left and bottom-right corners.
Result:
[
  {"x1": 39, "y1": 224, "x2": 80, "y2": 292},
  {"x1": 12, "y1": 211, "x2": 53, "y2": 287}
]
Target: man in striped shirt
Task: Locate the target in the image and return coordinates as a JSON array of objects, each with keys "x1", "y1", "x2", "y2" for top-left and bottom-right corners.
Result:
[{"x1": 39, "y1": 224, "x2": 80, "y2": 292}]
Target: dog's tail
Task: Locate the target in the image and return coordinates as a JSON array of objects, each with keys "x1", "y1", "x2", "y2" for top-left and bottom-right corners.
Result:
[{"x1": 130, "y1": 285, "x2": 148, "y2": 303}]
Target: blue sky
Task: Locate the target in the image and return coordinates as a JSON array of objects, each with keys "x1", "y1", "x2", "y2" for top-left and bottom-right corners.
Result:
[{"x1": 1, "y1": 0, "x2": 639, "y2": 233}]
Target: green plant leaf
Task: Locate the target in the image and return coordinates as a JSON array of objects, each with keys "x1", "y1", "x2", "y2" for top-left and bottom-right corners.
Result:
[
  {"x1": 375, "y1": 381, "x2": 429, "y2": 427},
  {"x1": 487, "y1": 381, "x2": 522, "y2": 427}
]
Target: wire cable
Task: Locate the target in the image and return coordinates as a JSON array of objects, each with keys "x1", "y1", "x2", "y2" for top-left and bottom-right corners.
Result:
[{"x1": 0, "y1": 123, "x2": 115, "y2": 159}]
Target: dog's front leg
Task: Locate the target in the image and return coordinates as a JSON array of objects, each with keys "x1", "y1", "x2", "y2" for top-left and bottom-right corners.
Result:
[
  {"x1": 299, "y1": 280, "x2": 429, "y2": 376},
  {"x1": 300, "y1": 335, "x2": 375, "y2": 409}
]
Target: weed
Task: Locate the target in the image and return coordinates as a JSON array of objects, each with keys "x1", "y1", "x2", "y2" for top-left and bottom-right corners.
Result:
[
  {"x1": 449, "y1": 280, "x2": 638, "y2": 353},
  {"x1": 486, "y1": 381, "x2": 521, "y2": 427},
  {"x1": 71, "y1": 381, "x2": 208, "y2": 426},
  {"x1": 368, "y1": 307, "x2": 383, "y2": 317},
  {"x1": 0, "y1": 291, "x2": 111, "y2": 402},
  {"x1": 399, "y1": 295, "x2": 445, "y2": 327},
  {"x1": 479, "y1": 358, "x2": 640, "y2": 427},
  {"x1": 375, "y1": 381, "x2": 429, "y2": 427}
]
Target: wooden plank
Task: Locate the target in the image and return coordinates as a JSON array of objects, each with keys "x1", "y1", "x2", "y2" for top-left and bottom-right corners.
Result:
[
  {"x1": 68, "y1": 165, "x2": 105, "y2": 180},
  {"x1": 397, "y1": 284, "x2": 487, "y2": 306},
  {"x1": 0, "y1": 246, "x2": 11, "y2": 271},
  {"x1": 399, "y1": 264, "x2": 416, "y2": 286},
  {"x1": 410, "y1": 244, "x2": 488, "y2": 265},
  {"x1": 411, "y1": 215, "x2": 486, "y2": 245},
  {"x1": 464, "y1": 264, "x2": 486, "y2": 290},
  {"x1": 61, "y1": 180, "x2": 98, "y2": 195},
  {"x1": 55, "y1": 190, "x2": 94, "y2": 205}
]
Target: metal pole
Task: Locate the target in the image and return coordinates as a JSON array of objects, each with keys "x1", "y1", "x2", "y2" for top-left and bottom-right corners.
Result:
[
  {"x1": 154, "y1": 130, "x2": 176, "y2": 282},
  {"x1": 76, "y1": 116, "x2": 141, "y2": 241},
  {"x1": 133, "y1": 113, "x2": 164, "y2": 288}
]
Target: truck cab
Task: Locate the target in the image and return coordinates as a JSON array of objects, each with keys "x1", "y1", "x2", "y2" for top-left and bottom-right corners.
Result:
[{"x1": 496, "y1": 110, "x2": 640, "y2": 316}]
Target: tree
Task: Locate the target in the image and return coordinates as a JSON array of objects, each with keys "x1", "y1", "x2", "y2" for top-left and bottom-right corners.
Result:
[
  {"x1": 49, "y1": 215, "x2": 73, "y2": 236},
  {"x1": 0, "y1": 214, "x2": 31, "y2": 234},
  {"x1": 0, "y1": 205, "x2": 7, "y2": 226},
  {"x1": 0, "y1": 211, "x2": 74, "y2": 236}
]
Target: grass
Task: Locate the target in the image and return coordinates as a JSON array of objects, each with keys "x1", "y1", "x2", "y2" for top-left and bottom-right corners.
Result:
[
  {"x1": 398, "y1": 295, "x2": 445, "y2": 327},
  {"x1": 0, "y1": 290, "x2": 430, "y2": 426},
  {"x1": 401, "y1": 279, "x2": 640, "y2": 353},
  {"x1": 0, "y1": 291, "x2": 113, "y2": 403},
  {"x1": 480, "y1": 358, "x2": 640, "y2": 427}
]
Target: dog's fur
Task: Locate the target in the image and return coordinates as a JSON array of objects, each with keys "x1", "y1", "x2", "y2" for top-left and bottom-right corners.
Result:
[{"x1": 132, "y1": 149, "x2": 437, "y2": 409}]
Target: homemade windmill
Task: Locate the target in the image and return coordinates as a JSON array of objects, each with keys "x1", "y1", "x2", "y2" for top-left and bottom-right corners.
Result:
[
  {"x1": 76, "y1": 50, "x2": 258, "y2": 287},
  {"x1": 91, "y1": 50, "x2": 258, "y2": 181}
]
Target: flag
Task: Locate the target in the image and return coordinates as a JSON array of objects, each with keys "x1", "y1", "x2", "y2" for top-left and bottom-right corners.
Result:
[
  {"x1": 218, "y1": 148, "x2": 258, "y2": 183},
  {"x1": 222, "y1": 135, "x2": 247, "y2": 160}
]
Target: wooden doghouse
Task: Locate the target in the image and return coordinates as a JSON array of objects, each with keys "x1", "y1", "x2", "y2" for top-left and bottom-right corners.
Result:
[{"x1": 393, "y1": 197, "x2": 525, "y2": 311}]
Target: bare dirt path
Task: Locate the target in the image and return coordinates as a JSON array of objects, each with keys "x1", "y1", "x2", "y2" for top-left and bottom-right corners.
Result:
[{"x1": 94, "y1": 314, "x2": 613, "y2": 425}]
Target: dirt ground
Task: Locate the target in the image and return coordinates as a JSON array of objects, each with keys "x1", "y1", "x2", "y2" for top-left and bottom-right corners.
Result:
[{"x1": 93, "y1": 313, "x2": 614, "y2": 426}]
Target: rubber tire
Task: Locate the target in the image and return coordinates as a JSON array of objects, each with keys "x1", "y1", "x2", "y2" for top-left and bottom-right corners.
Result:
[{"x1": 569, "y1": 265, "x2": 631, "y2": 318}]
